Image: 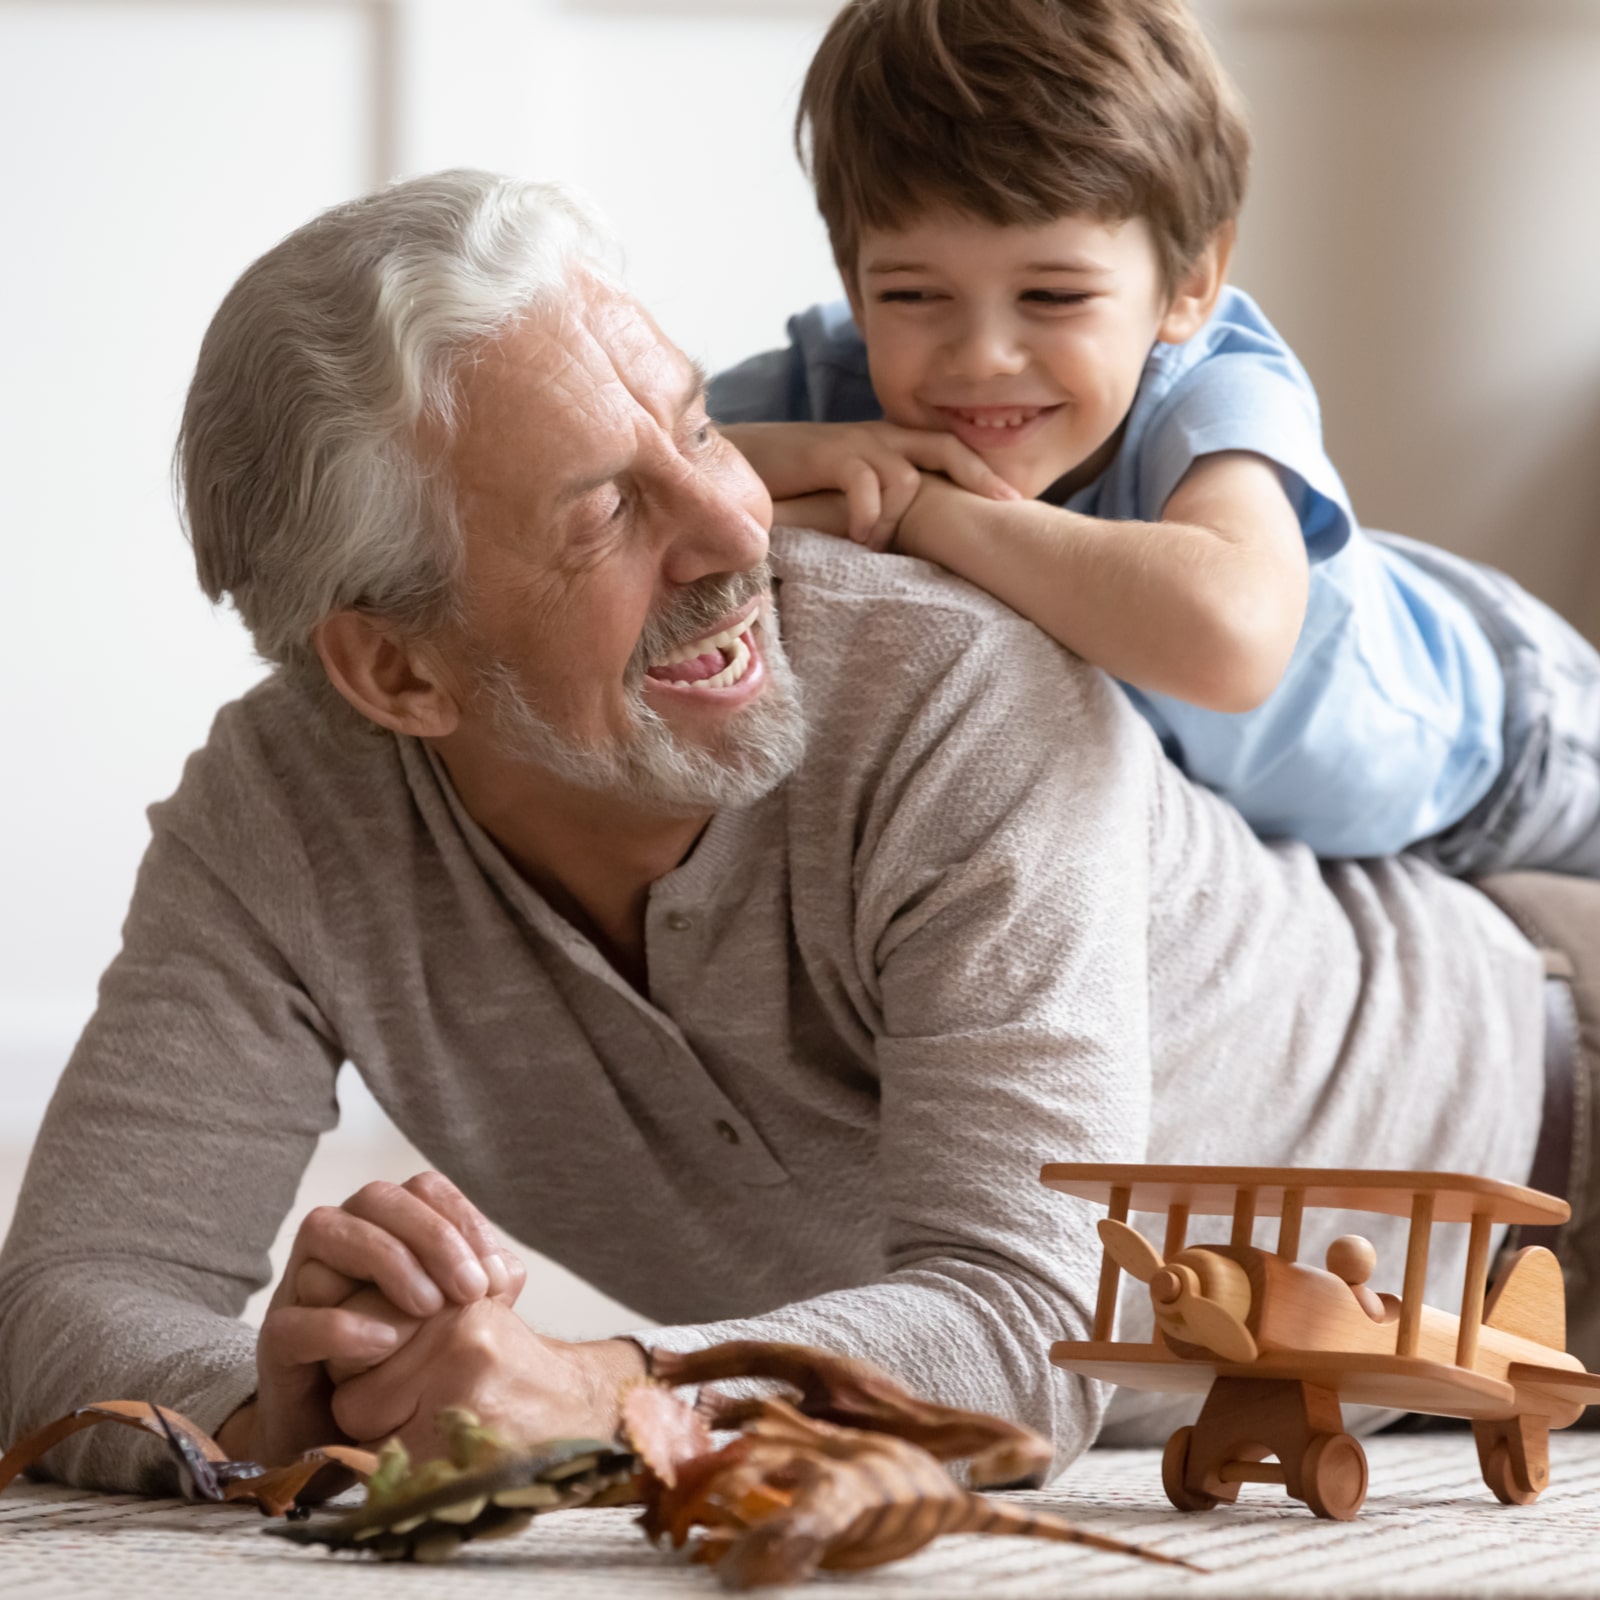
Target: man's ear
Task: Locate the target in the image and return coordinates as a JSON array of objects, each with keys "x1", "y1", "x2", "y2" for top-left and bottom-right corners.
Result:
[
  {"x1": 1157, "y1": 221, "x2": 1236, "y2": 346},
  {"x1": 313, "y1": 610, "x2": 462, "y2": 739}
]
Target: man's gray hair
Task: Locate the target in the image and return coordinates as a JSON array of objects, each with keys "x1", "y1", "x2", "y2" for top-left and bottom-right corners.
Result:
[{"x1": 178, "y1": 169, "x2": 619, "y2": 688}]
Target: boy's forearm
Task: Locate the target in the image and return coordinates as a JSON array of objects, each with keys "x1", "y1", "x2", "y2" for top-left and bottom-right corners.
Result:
[
  {"x1": 903, "y1": 495, "x2": 1301, "y2": 713},
  {"x1": 718, "y1": 423, "x2": 823, "y2": 502}
]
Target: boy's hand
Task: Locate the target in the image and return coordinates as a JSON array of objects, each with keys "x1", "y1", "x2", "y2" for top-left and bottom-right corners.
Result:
[
  {"x1": 722, "y1": 421, "x2": 1020, "y2": 550},
  {"x1": 894, "y1": 471, "x2": 997, "y2": 565},
  {"x1": 769, "y1": 472, "x2": 995, "y2": 558}
]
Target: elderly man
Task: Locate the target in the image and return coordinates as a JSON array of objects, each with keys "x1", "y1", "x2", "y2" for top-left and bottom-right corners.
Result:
[{"x1": 1, "y1": 171, "x2": 1597, "y2": 1493}]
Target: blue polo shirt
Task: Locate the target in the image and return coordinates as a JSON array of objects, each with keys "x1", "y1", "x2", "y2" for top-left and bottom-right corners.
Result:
[{"x1": 711, "y1": 288, "x2": 1505, "y2": 857}]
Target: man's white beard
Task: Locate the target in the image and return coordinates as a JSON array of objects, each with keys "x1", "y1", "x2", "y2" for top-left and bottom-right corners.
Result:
[{"x1": 474, "y1": 569, "x2": 807, "y2": 815}]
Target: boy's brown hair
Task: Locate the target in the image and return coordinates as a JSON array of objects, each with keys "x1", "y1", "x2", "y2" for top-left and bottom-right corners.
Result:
[{"x1": 798, "y1": 0, "x2": 1250, "y2": 295}]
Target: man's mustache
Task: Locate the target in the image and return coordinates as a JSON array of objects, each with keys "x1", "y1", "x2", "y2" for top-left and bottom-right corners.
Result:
[{"x1": 627, "y1": 562, "x2": 774, "y2": 685}]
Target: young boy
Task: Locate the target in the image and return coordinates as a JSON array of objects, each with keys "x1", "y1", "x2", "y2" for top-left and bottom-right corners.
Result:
[{"x1": 712, "y1": 0, "x2": 1600, "y2": 874}]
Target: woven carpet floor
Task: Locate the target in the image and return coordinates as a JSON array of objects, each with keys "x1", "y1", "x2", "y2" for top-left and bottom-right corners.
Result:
[{"x1": 4, "y1": 1433, "x2": 1600, "y2": 1599}]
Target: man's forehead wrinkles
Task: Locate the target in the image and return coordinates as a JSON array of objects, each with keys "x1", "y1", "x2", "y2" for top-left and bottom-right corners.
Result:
[{"x1": 449, "y1": 281, "x2": 707, "y2": 529}]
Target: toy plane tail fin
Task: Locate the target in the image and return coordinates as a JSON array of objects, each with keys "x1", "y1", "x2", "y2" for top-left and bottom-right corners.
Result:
[{"x1": 1485, "y1": 1247, "x2": 1565, "y2": 1350}]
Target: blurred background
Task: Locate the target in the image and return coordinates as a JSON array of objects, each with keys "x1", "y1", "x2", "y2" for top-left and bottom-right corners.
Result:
[{"x1": 3, "y1": 0, "x2": 1599, "y2": 1334}]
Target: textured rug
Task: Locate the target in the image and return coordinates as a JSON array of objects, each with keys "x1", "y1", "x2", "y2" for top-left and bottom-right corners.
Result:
[{"x1": 4, "y1": 1434, "x2": 1599, "y2": 1599}]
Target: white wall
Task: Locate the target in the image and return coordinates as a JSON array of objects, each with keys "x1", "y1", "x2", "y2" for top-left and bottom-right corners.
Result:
[
  {"x1": 1206, "y1": 0, "x2": 1600, "y2": 636},
  {"x1": 399, "y1": 0, "x2": 844, "y2": 370},
  {"x1": 1, "y1": 0, "x2": 374, "y2": 1131},
  {"x1": 0, "y1": 0, "x2": 844, "y2": 1142}
]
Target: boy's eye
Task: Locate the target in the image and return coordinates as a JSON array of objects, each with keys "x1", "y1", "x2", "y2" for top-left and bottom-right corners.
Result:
[
  {"x1": 876, "y1": 288, "x2": 942, "y2": 304},
  {"x1": 1022, "y1": 289, "x2": 1092, "y2": 307}
]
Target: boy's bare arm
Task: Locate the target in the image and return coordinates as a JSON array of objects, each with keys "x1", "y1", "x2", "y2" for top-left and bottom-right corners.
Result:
[
  {"x1": 720, "y1": 420, "x2": 1019, "y2": 548},
  {"x1": 897, "y1": 451, "x2": 1308, "y2": 714}
]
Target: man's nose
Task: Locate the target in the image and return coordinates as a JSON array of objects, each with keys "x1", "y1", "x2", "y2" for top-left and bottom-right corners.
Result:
[
  {"x1": 944, "y1": 310, "x2": 1029, "y2": 381},
  {"x1": 659, "y1": 447, "x2": 771, "y2": 588}
]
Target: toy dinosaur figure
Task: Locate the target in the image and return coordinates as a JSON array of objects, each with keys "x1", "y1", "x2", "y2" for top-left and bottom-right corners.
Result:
[
  {"x1": 268, "y1": 1428, "x2": 639, "y2": 1562},
  {"x1": 0, "y1": 1400, "x2": 376, "y2": 1517},
  {"x1": 646, "y1": 1339, "x2": 1052, "y2": 1488},
  {"x1": 637, "y1": 1393, "x2": 1201, "y2": 1588}
]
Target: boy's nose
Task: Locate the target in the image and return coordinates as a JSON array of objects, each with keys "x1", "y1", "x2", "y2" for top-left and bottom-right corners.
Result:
[{"x1": 944, "y1": 314, "x2": 1029, "y2": 381}]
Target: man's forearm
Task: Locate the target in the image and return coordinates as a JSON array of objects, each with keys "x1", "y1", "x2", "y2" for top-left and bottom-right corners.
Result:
[{"x1": 629, "y1": 1268, "x2": 1105, "y2": 1481}]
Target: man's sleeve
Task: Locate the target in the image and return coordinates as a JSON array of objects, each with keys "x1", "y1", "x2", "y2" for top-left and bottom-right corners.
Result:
[
  {"x1": 633, "y1": 611, "x2": 1157, "y2": 1476},
  {"x1": 0, "y1": 819, "x2": 344, "y2": 1492}
]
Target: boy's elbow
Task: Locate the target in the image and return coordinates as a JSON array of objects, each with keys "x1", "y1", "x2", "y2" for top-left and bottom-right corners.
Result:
[{"x1": 1182, "y1": 601, "x2": 1296, "y2": 714}]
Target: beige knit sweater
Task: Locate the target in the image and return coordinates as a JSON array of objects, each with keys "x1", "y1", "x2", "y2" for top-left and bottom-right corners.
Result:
[{"x1": 0, "y1": 529, "x2": 1544, "y2": 1490}]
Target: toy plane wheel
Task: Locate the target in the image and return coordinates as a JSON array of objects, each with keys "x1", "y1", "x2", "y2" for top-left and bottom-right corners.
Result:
[
  {"x1": 1482, "y1": 1440, "x2": 1541, "y2": 1506},
  {"x1": 1161, "y1": 1426, "x2": 1221, "y2": 1513},
  {"x1": 1300, "y1": 1432, "x2": 1367, "y2": 1521}
]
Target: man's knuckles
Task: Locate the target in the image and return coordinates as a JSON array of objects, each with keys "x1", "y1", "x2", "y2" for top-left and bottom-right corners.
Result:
[
  {"x1": 401, "y1": 1169, "x2": 464, "y2": 1210},
  {"x1": 326, "y1": 1302, "x2": 516, "y2": 1440},
  {"x1": 347, "y1": 1178, "x2": 409, "y2": 1215}
]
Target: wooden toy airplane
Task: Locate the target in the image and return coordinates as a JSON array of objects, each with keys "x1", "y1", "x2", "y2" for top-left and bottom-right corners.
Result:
[{"x1": 1042, "y1": 1164, "x2": 1600, "y2": 1520}]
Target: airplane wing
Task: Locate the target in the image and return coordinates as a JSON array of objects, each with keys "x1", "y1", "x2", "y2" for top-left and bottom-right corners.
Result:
[
  {"x1": 1506, "y1": 1361, "x2": 1600, "y2": 1415},
  {"x1": 1052, "y1": 1340, "x2": 1519, "y2": 1419},
  {"x1": 1040, "y1": 1164, "x2": 1568, "y2": 1228}
]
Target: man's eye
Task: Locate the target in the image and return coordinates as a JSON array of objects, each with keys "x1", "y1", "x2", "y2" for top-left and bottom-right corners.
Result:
[{"x1": 587, "y1": 484, "x2": 625, "y2": 524}]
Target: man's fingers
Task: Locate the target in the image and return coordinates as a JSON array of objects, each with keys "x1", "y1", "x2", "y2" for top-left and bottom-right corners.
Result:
[
  {"x1": 333, "y1": 1383, "x2": 420, "y2": 1452},
  {"x1": 295, "y1": 1258, "x2": 361, "y2": 1308},
  {"x1": 492, "y1": 1248, "x2": 527, "y2": 1306},
  {"x1": 325, "y1": 1285, "x2": 424, "y2": 1385},
  {"x1": 258, "y1": 1304, "x2": 402, "y2": 1377},
  {"x1": 400, "y1": 1171, "x2": 501, "y2": 1261},
  {"x1": 398, "y1": 1171, "x2": 519, "y2": 1298},
  {"x1": 288, "y1": 1204, "x2": 446, "y2": 1319},
  {"x1": 341, "y1": 1180, "x2": 492, "y2": 1306},
  {"x1": 329, "y1": 1305, "x2": 494, "y2": 1444}
]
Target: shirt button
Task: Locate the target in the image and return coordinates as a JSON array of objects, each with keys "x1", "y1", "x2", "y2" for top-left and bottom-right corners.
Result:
[
  {"x1": 665, "y1": 911, "x2": 693, "y2": 932},
  {"x1": 714, "y1": 1119, "x2": 741, "y2": 1146}
]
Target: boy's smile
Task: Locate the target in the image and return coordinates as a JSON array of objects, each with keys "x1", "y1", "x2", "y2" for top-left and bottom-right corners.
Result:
[{"x1": 851, "y1": 212, "x2": 1206, "y2": 500}]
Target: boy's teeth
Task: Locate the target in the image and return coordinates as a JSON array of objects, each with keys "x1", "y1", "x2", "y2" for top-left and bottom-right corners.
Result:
[{"x1": 954, "y1": 407, "x2": 1040, "y2": 429}]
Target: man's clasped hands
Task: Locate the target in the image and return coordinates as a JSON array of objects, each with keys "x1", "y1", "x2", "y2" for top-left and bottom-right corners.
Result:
[{"x1": 215, "y1": 1172, "x2": 647, "y2": 1469}]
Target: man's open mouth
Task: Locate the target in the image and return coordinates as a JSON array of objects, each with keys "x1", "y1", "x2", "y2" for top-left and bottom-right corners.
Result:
[{"x1": 644, "y1": 602, "x2": 761, "y2": 691}]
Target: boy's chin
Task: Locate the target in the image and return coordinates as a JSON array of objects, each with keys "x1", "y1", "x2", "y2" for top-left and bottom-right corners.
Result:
[
  {"x1": 1016, "y1": 439, "x2": 1121, "y2": 502},
  {"x1": 1004, "y1": 456, "x2": 1089, "y2": 501}
]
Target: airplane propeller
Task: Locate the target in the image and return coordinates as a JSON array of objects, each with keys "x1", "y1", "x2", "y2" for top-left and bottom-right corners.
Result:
[{"x1": 1097, "y1": 1218, "x2": 1259, "y2": 1364}]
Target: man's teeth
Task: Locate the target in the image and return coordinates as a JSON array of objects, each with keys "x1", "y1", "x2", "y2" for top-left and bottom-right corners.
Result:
[
  {"x1": 655, "y1": 615, "x2": 753, "y2": 668},
  {"x1": 701, "y1": 632, "x2": 750, "y2": 690}
]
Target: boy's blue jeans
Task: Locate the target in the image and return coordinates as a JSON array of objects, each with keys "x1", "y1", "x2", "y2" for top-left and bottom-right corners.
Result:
[{"x1": 1380, "y1": 532, "x2": 1600, "y2": 878}]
